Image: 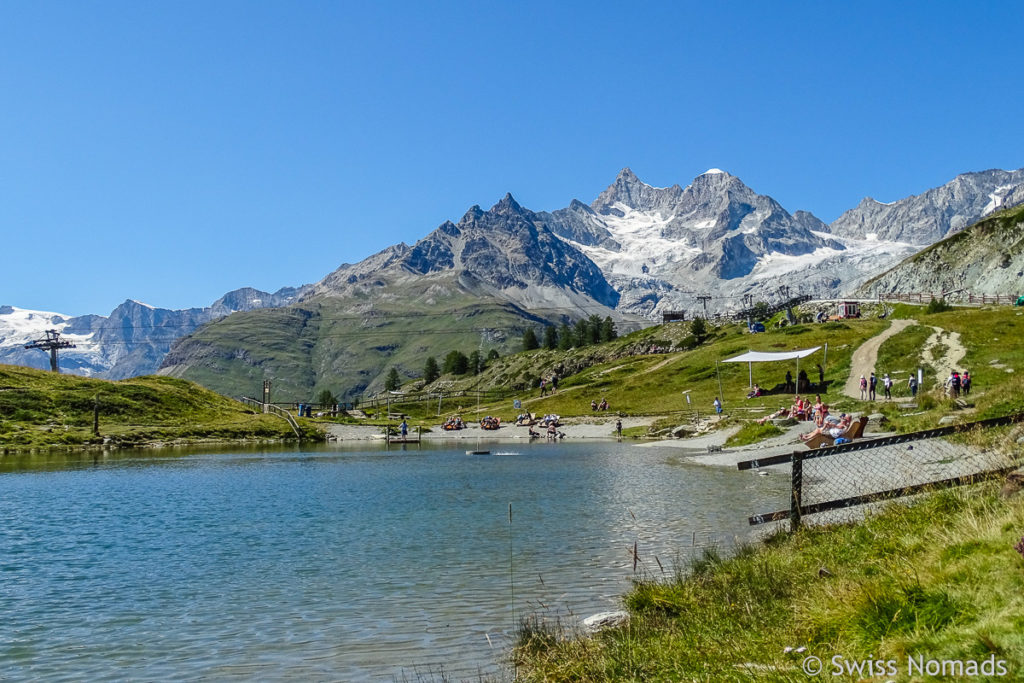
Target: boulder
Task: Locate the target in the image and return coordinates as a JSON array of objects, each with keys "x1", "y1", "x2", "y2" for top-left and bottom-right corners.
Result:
[
  {"x1": 582, "y1": 610, "x2": 630, "y2": 633},
  {"x1": 1001, "y1": 468, "x2": 1024, "y2": 499}
]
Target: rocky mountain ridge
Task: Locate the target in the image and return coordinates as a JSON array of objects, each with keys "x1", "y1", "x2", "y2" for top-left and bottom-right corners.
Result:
[
  {"x1": 858, "y1": 202, "x2": 1024, "y2": 300},
  {"x1": 6, "y1": 164, "x2": 1023, "y2": 389},
  {"x1": 0, "y1": 286, "x2": 305, "y2": 377},
  {"x1": 830, "y1": 168, "x2": 1024, "y2": 244}
]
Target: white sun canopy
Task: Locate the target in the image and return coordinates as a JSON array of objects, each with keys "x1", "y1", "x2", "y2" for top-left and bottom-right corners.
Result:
[
  {"x1": 720, "y1": 346, "x2": 825, "y2": 389},
  {"x1": 722, "y1": 347, "x2": 822, "y2": 363}
]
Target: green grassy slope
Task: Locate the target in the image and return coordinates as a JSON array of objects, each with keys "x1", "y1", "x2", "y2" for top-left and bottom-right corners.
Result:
[
  {"x1": 160, "y1": 287, "x2": 558, "y2": 402},
  {"x1": 515, "y1": 483, "x2": 1024, "y2": 681},
  {"x1": 0, "y1": 364, "x2": 315, "y2": 449},
  {"x1": 377, "y1": 303, "x2": 1024, "y2": 438},
  {"x1": 380, "y1": 318, "x2": 888, "y2": 427}
]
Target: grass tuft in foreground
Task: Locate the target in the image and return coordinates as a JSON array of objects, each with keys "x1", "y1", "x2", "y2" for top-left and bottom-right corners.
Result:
[{"x1": 514, "y1": 484, "x2": 1024, "y2": 681}]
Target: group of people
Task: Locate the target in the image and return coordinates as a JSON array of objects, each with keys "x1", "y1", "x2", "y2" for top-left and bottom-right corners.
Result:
[
  {"x1": 528, "y1": 421, "x2": 565, "y2": 439},
  {"x1": 757, "y1": 393, "x2": 831, "y2": 426},
  {"x1": 857, "y1": 369, "x2": 970, "y2": 400},
  {"x1": 946, "y1": 370, "x2": 971, "y2": 397},
  {"x1": 591, "y1": 398, "x2": 610, "y2": 411},
  {"x1": 538, "y1": 375, "x2": 559, "y2": 396},
  {"x1": 859, "y1": 372, "x2": 896, "y2": 400},
  {"x1": 480, "y1": 416, "x2": 501, "y2": 430},
  {"x1": 799, "y1": 412, "x2": 853, "y2": 442},
  {"x1": 442, "y1": 415, "x2": 465, "y2": 430}
]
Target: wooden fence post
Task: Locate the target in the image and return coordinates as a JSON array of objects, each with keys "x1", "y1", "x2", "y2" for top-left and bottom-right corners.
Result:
[{"x1": 790, "y1": 452, "x2": 803, "y2": 532}]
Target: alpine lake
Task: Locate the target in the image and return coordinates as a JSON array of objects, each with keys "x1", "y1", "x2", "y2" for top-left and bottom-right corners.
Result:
[{"x1": 0, "y1": 439, "x2": 789, "y2": 681}]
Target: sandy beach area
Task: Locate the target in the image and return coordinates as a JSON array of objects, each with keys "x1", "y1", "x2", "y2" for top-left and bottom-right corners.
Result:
[
  {"x1": 325, "y1": 414, "x2": 659, "y2": 441},
  {"x1": 324, "y1": 414, "x2": 829, "y2": 469}
]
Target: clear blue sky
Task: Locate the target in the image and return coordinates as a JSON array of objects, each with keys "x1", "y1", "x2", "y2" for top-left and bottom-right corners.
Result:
[{"x1": 3, "y1": 1, "x2": 1023, "y2": 315}]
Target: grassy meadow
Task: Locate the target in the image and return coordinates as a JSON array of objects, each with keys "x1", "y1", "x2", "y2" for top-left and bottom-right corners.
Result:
[
  {"x1": 514, "y1": 483, "x2": 1024, "y2": 681},
  {"x1": 0, "y1": 364, "x2": 317, "y2": 450},
  {"x1": 366, "y1": 302, "x2": 1024, "y2": 444}
]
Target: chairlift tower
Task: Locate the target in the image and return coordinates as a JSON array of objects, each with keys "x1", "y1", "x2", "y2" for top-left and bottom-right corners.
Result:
[
  {"x1": 695, "y1": 295, "x2": 712, "y2": 318},
  {"x1": 778, "y1": 286, "x2": 796, "y2": 324},
  {"x1": 24, "y1": 329, "x2": 75, "y2": 373},
  {"x1": 742, "y1": 294, "x2": 754, "y2": 327}
]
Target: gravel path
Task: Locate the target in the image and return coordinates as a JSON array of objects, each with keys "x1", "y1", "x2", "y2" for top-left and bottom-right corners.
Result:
[
  {"x1": 921, "y1": 325, "x2": 968, "y2": 383},
  {"x1": 843, "y1": 318, "x2": 916, "y2": 399}
]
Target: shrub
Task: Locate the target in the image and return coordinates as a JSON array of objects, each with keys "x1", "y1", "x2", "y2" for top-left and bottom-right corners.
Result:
[{"x1": 925, "y1": 298, "x2": 952, "y2": 314}]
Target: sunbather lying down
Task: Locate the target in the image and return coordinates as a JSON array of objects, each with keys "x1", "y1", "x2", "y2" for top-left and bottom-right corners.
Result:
[
  {"x1": 799, "y1": 413, "x2": 851, "y2": 442},
  {"x1": 758, "y1": 407, "x2": 789, "y2": 424}
]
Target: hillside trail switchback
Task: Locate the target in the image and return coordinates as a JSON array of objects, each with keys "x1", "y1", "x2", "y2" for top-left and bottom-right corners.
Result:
[{"x1": 843, "y1": 319, "x2": 967, "y2": 399}]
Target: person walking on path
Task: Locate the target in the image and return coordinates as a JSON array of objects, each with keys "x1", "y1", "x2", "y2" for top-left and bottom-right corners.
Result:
[
  {"x1": 859, "y1": 375, "x2": 868, "y2": 400},
  {"x1": 908, "y1": 374, "x2": 918, "y2": 398},
  {"x1": 551, "y1": 374, "x2": 559, "y2": 393},
  {"x1": 615, "y1": 418, "x2": 622, "y2": 437},
  {"x1": 539, "y1": 377, "x2": 547, "y2": 397},
  {"x1": 946, "y1": 371, "x2": 961, "y2": 398},
  {"x1": 713, "y1": 397, "x2": 722, "y2": 414},
  {"x1": 869, "y1": 372, "x2": 877, "y2": 401},
  {"x1": 883, "y1": 373, "x2": 892, "y2": 400},
  {"x1": 962, "y1": 371, "x2": 971, "y2": 395}
]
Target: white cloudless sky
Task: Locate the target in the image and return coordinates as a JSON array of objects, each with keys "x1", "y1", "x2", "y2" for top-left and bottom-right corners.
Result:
[{"x1": 2, "y1": 0, "x2": 1023, "y2": 315}]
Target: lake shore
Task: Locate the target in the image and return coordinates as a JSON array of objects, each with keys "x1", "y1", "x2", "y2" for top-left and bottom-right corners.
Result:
[{"x1": 325, "y1": 414, "x2": 660, "y2": 441}]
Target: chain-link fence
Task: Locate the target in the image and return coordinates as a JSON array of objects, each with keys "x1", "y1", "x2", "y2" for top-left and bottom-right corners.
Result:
[{"x1": 739, "y1": 414, "x2": 1024, "y2": 530}]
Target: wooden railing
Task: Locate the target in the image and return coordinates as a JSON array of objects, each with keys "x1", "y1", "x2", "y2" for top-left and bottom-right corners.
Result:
[{"x1": 240, "y1": 396, "x2": 302, "y2": 439}]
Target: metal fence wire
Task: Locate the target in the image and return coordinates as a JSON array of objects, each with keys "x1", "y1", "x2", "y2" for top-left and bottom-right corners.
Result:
[{"x1": 739, "y1": 414, "x2": 1024, "y2": 530}]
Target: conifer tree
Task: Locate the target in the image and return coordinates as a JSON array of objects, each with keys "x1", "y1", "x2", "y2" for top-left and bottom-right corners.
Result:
[
  {"x1": 522, "y1": 328, "x2": 539, "y2": 351},
  {"x1": 468, "y1": 350, "x2": 484, "y2": 375},
  {"x1": 600, "y1": 316, "x2": 617, "y2": 342},
  {"x1": 543, "y1": 325, "x2": 558, "y2": 350},
  {"x1": 558, "y1": 322, "x2": 574, "y2": 350},
  {"x1": 443, "y1": 350, "x2": 469, "y2": 375},
  {"x1": 423, "y1": 356, "x2": 440, "y2": 384}
]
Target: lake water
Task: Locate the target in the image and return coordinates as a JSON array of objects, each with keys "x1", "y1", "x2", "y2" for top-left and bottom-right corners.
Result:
[{"x1": 0, "y1": 441, "x2": 788, "y2": 681}]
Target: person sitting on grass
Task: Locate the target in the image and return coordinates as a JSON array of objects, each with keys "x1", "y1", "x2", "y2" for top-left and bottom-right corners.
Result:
[
  {"x1": 799, "y1": 413, "x2": 852, "y2": 442},
  {"x1": 598, "y1": 398, "x2": 609, "y2": 411},
  {"x1": 591, "y1": 399, "x2": 598, "y2": 411},
  {"x1": 746, "y1": 384, "x2": 762, "y2": 399}
]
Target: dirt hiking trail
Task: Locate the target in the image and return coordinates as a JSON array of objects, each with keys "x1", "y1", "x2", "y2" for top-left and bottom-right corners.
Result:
[
  {"x1": 843, "y1": 319, "x2": 968, "y2": 398},
  {"x1": 843, "y1": 319, "x2": 916, "y2": 399}
]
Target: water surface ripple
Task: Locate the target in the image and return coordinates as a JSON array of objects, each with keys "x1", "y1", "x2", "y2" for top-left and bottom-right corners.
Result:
[{"x1": 0, "y1": 441, "x2": 787, "y2": 680}]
